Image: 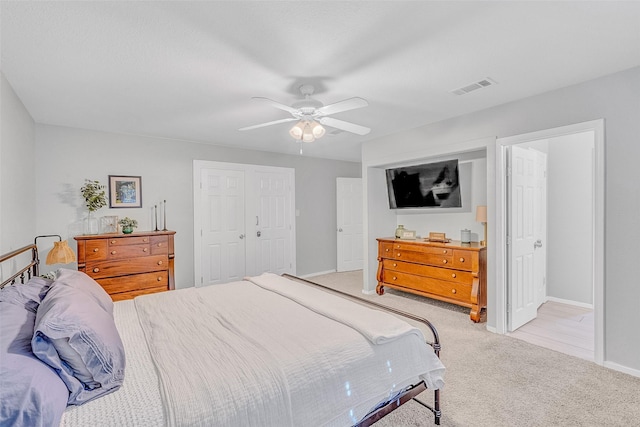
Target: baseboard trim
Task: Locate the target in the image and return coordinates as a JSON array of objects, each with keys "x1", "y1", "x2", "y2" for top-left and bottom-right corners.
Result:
[
  {"x1": 604, "y1": 361, "x2": 640, "y2": 379},
  {"x1": 299, "y1": 269, "x2": 336, "y2": 279},
  {"x1": 546, "y1": 296, "x2": 593, "y2": 310}
]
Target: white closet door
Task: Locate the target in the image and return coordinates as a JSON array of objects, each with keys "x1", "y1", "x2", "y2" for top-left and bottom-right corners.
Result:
[
  {"x1": 200, "y1": 168, "x2": 246, "y2": 286},
  {"x1": 252, "y1": 168, "x2": 295, "y2": 276}
]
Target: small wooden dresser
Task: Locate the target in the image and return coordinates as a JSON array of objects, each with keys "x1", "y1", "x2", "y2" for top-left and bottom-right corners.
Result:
[
  {"x1": 75, "y1": 230, "x2": 175, "y2": 301},
  {"x1": 376, "y1": 238, "x2": 486, "y2": 322}
]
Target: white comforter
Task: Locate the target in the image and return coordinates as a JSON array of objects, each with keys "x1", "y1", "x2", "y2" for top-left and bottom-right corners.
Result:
[{"x1": 134, "y1": 273, "x2": 445, "y2": 427}]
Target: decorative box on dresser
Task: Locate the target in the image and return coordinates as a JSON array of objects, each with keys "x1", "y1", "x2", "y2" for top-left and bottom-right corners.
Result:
[
  {"x1": 376, "y1": 238, "x2": 486, "y2": 322},
  {"x1": 75, "y1": 230, "x2": 176, "y2": 301}
]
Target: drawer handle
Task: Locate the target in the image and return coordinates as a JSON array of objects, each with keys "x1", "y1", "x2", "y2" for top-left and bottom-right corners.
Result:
[
  {"x1": 459, "y1": 257, "x2": 465, "y2": 262},
  {"x1": 385, "y1": 248, "x2": 389, "y2": 252},
  {"x1": 442, "y1": 259, "x2": 447, "y2": 264},
  {"x1": 393, "y1": 263, "x2": 397, "y2": 267},
  {"x1": 452, "y1": 273, "x2": 457, "y2": 278},
  {"x1": 143, "y1": 248, "x2": 148, "y2": 252},
  {"x1": 111, "y1": 250, "x2": 117, "y2": 255},
  {"x1": 157, "y1": 243, "x2": 163, "y2": 247},
  {"x1": 157, "y1": 260, "x2": 163, "y2": 265},
  {"x1": 111, "y1": 240, "x2": 116, "y2": 244},
  {"x1": 93, "y1": 268, "x2": 100, "y2": 273},
  {"x1": 451, "y1": 289, "x2": 457, "y2": 294},
  {"x1": 397, "y1": 253, "x2": 401, "y2": 257},
  {"x1": 93, "y1": 248, "x2": 99, "y2": 252},
  {"x1": 143, "y1": 238, "x2": 148, "y2": 242},
  {"x1": 443, "y1": 250, "x2": 448, "y2": 254},
  {"x1": 392, "y1": 276, "x2": 397, "y2": 281},
  {"x1": 157, "y1": 277, "x2": 162, "y2": 282},
  {"x1": 395, "y1": 245, "x2": 400, "y2": 249}
]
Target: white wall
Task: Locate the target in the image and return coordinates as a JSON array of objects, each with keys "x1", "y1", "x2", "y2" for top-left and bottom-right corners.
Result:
[
  {"x1": 546, "y1": 132, "x2": 594, "y2": 305},
  {"x1": 362, "y1": 66, "x2": 640, "y2": 372},
  {"x1": 0, "y1": 73, "x2": 36, "y2": 256},
  {"x1": 32, "y1": 124, "x2": 360, "y2": 286}
]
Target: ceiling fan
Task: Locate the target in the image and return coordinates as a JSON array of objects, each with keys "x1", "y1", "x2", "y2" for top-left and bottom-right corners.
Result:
[{"x1": 239, "y1": 84, "x2": 370, "y2": 143}]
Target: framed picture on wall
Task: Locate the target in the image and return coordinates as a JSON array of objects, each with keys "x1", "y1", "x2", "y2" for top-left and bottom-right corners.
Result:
[{"x1": 109, "y1": 175, "x2": 142, "y2": 208}]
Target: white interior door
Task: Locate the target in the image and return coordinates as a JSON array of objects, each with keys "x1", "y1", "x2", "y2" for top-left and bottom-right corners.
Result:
[
  {"x1": 336, "y1": 177, "x2": 363, "y2": 272},
  {"x1": 508, "y1": 146, "x2": 538, "y2": 330},
  {"x1": 200, "y1": 168, "x2": 246, "y2": 286},
  {"x1": 252, "y1": 168, "x2": 295, "y2": 276},
  {"x1": 533, "y1": 151, "x2": 548, "y2": 308}
]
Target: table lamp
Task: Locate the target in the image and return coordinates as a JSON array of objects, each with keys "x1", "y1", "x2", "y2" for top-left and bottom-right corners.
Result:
[
  {"x1": 34, "y1": 234, "x2": 76, "y2": 276},
  {"x1": 476, "y1": 205, "x2": 487, "y2": 246}
]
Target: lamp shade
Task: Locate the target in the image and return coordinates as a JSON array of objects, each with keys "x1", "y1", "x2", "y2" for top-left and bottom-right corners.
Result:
[
  {"x1": 289, "y1": 122, "x2": 305, "y2": 140},
  {"x1": 46, "y1": 240, "x2": 76, "y2": 265},
  {"x1": 476, "y1": 205, "x2": 487, "y2": 223}
]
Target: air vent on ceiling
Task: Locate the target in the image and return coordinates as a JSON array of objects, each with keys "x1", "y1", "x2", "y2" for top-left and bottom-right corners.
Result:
[{"x1": 451, "y1": 78, "x2": 497, "y2": 96}]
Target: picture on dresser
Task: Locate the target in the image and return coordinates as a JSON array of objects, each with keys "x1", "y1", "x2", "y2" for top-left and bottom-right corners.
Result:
[{"x1": 109, "y1": 175, "x2": 142, "y2": 208}]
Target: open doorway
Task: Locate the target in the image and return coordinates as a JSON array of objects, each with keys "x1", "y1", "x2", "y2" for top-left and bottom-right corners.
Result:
[{"x1": 495, "y1": 120, "x2": 604, "y2": 365}]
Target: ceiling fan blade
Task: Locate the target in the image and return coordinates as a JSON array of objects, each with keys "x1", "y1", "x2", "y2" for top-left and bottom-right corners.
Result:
[
  {"x1": 319, "y1": 117, "x2": 371, "y2": 135},
  {"x1": 252, "y1": 97, "x2": 298, "y2": 114},
  {"x1": 239, "y1": 117, "x2": 297, "y2": 131},
  {"x1": 316, "y1": 97, "x2": 368, "y2": 116}
]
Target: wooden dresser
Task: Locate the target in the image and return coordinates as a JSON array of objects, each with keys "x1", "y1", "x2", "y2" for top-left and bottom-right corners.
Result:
[
  {"x1": 376, "y1": 238, "x2": 486, "y2": 322},
  {"x1": 75, "y1": 230, "x2": 175, "y2": 301}
]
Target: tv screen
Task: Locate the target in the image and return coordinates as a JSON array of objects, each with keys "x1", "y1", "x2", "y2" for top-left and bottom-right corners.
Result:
[{"x1": 386, "y1": 160, "x2": 462, "y2": 209}]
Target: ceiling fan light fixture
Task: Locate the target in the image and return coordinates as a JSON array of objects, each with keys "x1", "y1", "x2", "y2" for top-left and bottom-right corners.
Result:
[
  {"x1": 289, "y1": 122, "x2": 305, "y2": 140},
  {"x1": 310, "y1": 121, "x2": 325, "y2": 138}
]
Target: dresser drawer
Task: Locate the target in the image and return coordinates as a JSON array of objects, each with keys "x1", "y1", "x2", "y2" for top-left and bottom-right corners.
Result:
[
  {"x1": 389, "y1": 242, "x2": 453, "y2": 257},
  {"x1": 85, "y1": 240, "x2": 108, "y2": 261},
  {"x1": 110, "y1": 286, "x2": 168, "y2": 302},
  {"x1": 150, "y1": 235, "x2": 169, "y2": 255},
  {"x1": 392, "y1": 249, "x2": 453, "y2": 267},
  {"x1": 86, "y1": 255, "x2": 168, "y2": 279},
  {"x1": 452, "y1": 250, "x2": 476, "y2": 271},
  {"x1": 106, "y1": 244, "x2": 151, "y2": 260},
  {"x1": 382, "y1": 259, "x2": 475, "y2": 284},
  {"x1": 97, "y1": 271, "x2": 168, "y2": 295},
  {"x1": 382, "y1": 270, "x2": 472, "y2": 303},
  {"x1": 107, "y1": 235, "x2": 152, "y2": 246}
]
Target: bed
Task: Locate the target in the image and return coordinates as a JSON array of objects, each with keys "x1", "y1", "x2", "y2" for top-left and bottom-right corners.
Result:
[{"x1": 1, "y1": 243, "x2": 445, "y2": 426}]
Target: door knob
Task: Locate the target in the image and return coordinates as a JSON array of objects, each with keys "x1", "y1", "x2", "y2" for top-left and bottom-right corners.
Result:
[
  {"x1": 534, "y1": 239, "x2": 543, "y2": 249},
  {"x1": 257, "y1": 231, "x2": 261, "y2": 237},
  {"x1": 338, "y1": 228, "x2": 343, "y2": 232},
  {"x1": 239, "y1": 234, "x2": 245, "y2": 239}
]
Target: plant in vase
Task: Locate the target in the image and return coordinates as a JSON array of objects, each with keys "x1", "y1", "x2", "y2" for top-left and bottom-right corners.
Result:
[
  {"x1": 118, "y1": 217, "x2": 138, "y2": 234},
  {"x1": 81, "y1": 179, "x2": 107, "y2": 235}
]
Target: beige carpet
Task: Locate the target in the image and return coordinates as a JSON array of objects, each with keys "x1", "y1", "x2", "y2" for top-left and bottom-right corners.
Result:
[{"x1": 306, "y1": 271, "x2": 640, "y2": 427}]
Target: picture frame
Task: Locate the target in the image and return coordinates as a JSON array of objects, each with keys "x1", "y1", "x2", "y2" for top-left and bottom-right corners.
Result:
[{"x1": 108, "y1": 175, "x2": 142, "y2": 208}]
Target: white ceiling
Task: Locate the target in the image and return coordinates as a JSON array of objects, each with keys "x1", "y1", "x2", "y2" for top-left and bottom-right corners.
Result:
[{"x1": 2, "y1": 1, "x2": 640, "y2": 162}]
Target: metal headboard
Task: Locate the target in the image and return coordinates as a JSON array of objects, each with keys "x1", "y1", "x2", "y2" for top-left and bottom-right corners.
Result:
[{"x1": 0, "y1": 244, "x2": 39, "y2": 289}]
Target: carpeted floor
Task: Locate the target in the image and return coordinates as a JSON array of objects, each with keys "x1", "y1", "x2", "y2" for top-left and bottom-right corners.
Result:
[{"x1": 307, "y1": 270, "x2": 640, "y2": 427}]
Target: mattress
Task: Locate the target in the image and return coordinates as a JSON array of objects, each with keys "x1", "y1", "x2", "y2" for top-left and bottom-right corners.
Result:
[
  {"x1": 60, "y1": 274, "x2": 444, "y2": 426},
  {"x1": 60, "y1": 300, "x2": 164, "y2": 426}
]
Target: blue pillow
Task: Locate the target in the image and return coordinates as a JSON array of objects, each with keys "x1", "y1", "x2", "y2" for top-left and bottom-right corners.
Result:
[
  {"x1": 54, "y1": 268, "x2": 113, "y2": 314},
  {"x1": 0, "y1": 276, "x2": 53, "y2": 313},
  {"x1": 32, "y1": 282, "x2": 125, "y2": 405},
  {"x1": 0, "y1": 301, "x2": 68, "y2": 427}
]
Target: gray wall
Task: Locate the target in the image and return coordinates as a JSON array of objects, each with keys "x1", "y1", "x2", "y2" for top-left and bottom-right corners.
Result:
[
  {"x1": 363, "y1": 66, "x2": 640, "y2": 372},
  {"x1": 0, "y1": 73, "x2": 36, "y2": 256},
  {"x1": 546, "y1": 132, "x2": 594, "y2": 305},
  {"x1": 33, "y1": 124, "x2": 360, "y2": 287}
]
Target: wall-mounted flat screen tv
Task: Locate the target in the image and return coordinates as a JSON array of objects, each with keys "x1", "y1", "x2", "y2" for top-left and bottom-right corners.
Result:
[{"x1": 386, "y1": 159, "x2": 462, "y2": 209}]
